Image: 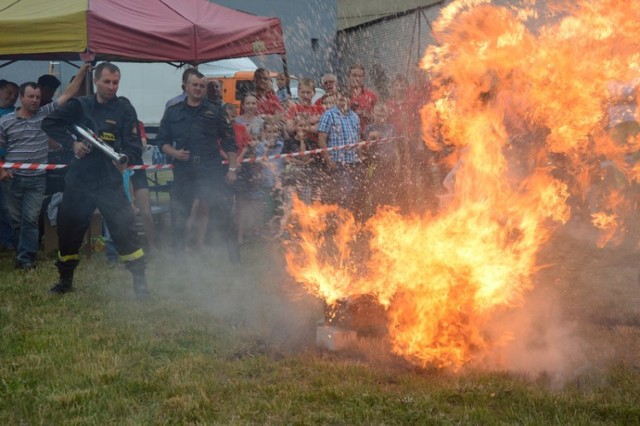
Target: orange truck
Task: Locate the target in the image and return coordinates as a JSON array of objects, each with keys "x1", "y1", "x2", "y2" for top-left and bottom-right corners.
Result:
[{"x1": 206, "y1": 71, "x2": 324, "y2": 110}]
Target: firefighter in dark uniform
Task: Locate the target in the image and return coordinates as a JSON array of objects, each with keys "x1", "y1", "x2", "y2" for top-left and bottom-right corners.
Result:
[
  {"x1": 156, "y1": 70, "x2": 240, "y2": 261},
  {"x1": 41, "y1": 62, "x2": 149, "y2": 299}
]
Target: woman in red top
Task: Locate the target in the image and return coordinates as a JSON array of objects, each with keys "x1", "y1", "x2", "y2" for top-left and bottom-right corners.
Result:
[{"x1": 253, "y1": 68, "x2": 284, "y2": 116}]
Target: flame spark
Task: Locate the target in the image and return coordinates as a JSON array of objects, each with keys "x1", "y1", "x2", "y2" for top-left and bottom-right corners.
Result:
[{"x1": 285, "y1": 0, "x2": 640, "y2": 370}]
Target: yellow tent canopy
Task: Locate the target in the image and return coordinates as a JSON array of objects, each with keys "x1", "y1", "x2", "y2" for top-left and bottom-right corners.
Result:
[
  {"x1": 0, "y1": 0, "x2": 285, "y2": 64},
  {"x1": 0, "y1": 0, "x2": 87, "y2": 57}
]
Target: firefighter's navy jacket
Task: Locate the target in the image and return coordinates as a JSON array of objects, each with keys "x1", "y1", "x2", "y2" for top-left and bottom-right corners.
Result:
[
  {"x1": 42, "y1": 95, "x2": 142, "y2": 187},
  {"x1": 155, "y1": 98, "x2": 236, "y2": 173}
]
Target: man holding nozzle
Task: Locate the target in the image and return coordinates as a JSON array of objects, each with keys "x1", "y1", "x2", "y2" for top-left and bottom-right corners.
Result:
[{"x1": 41, "y1": 62, "x2": 149, "y2": 299}]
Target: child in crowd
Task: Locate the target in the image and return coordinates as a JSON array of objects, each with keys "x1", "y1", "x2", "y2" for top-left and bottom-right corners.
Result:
[
  {"x1": 282, "y1": 113, "x2": 320, "y2": 204},
  {"x1": 197, "y1": 103, "x2": 253, "y2": 248},
  {"x1": 224, "y1": 103, "x2": 251, "y2": 157},
  {"x1": 317, "y1": 88, "x2": 362, "y2": 214},
  {"x1": 285, "y1": 78, "x2": 323, "y2": 138},
  {"x1": 278, "y1": 113, "x2": 325, "y2": 238},
  {"x1": 361, "y1": 103, "x2": 398, "y2": 213},
  {"x1": 236, "y1": 94, "x2": 264, "y2": 137},
  {"x1": 131, "y1": 119, "x2": 157, "y2": 252},
  {"x1": 363, "y1": 103, "x2": 396, "y2": 145},
  {"x1": 256, "y1": 117, "x2": 285, "y2": 236},
  {"x1": 321, "y1": 94, "x2": 336, "y2": 111},
  {"x1": 276, "y1": 72, "x2": 290, "y2": 105},
  {"x1": 234, "y1": 128, "x2": 264, "y2": 245}
]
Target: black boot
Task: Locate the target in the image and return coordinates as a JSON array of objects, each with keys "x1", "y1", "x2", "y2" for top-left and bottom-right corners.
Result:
[
  {"x1": 126, "y1": 258, "x2": 150, "y2": 300},
  {"x1": 50, "y1": 259, "x2": 77, "y2": 294}
]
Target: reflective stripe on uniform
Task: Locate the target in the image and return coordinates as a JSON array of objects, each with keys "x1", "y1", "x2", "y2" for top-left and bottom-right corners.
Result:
[
  {"x1": 120, "y1": 248, "x2": 144, "y2": 262},
  {"x1": 58, "y1": 252, "x2": 80, "y2": 262}
]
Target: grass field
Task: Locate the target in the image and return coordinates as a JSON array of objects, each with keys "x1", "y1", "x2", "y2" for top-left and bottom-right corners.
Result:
[{"x1": 2, "y1": 228, "x2": 640, "y2": 424}]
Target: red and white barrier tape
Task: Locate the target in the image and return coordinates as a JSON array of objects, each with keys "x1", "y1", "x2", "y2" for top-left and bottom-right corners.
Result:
[
  {"x1": 0, "y1": 162, "x2": 67, "y2": 171},
  {"x1": 223, "y1": 136, "x2": 397, "y2": 165},
  {"x1": 0, "y1": 162, "x2": 174, "y2": 170},
  {"x1": 1, "y1": 137, "x2": 399, "y2": 170},
  {"x1": 128, "y1": 164, "x2": 174, "y2": 170}
]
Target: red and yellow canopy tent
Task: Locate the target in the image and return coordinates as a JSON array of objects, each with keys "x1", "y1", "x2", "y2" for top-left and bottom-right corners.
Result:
[{"x1": 0, "y1": 0, "x2": 286, "y2": 65}]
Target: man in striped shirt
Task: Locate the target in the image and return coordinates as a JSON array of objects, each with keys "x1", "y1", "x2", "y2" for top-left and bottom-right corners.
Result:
[{"x1": 0, "y1": 64, "x2": 90, "y2": 270}]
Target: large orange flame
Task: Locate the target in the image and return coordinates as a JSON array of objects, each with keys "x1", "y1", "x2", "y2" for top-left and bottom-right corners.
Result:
[{"x1": 285, "y1": 0, "x2": 640, "y2": 370}]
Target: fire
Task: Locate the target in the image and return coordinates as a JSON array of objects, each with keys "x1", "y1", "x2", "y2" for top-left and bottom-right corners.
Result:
[{"x1": 285, "y1": 0, "x2": 640, "y2": 370}]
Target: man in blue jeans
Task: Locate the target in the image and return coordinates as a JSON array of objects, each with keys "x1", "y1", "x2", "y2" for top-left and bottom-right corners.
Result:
[
  {"x1": 0, "y1": 65, "x2": 89, "y2": 270},
  {"x1": 0, "y1": 80, "x2": 19, "y2": 250}
]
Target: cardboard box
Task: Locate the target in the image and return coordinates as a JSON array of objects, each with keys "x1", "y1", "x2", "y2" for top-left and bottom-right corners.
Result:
[{"x1": 316, "y1": 325, "x2": 358, "y2": 351}]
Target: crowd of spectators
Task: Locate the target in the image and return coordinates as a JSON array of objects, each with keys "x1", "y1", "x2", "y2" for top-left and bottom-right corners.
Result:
[
  {"x1": 189, "y1": 63, "x2": 438, "y2": 245},
  {"x1": 214, "y1": 64, "x2": 434, "y2": 243},
  {"x1": 0, "y1": 62, "x2": 438, "y2": 270}
]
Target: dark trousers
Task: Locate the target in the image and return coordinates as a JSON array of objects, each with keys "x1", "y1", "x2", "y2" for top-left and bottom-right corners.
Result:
[
  {"x1": 0, "y1": 184, "x2": 14, "y2": 249},
  {"x1": 57, "y1": 180, "x2": 142, "y2": 260},
  {"x1": 170, "y1": 168, "x2": 236, "y2": 252}
]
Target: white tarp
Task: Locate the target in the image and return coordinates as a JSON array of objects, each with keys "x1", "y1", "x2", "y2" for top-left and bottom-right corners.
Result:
[{"x1": 199, "y1": 57, "x2": 257, "y2": 77}]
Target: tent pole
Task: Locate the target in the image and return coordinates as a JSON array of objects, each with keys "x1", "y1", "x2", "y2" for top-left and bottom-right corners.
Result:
[
  {"x1": 405, "y1": 12, "x2": 418, "y2": 80},
  {"x1": 84, "y1": 61, "x2": 95, "y2": 95},
  {"x1": 420, "y1": 8, "x2": 440, "y2": 46},
  {"x1": 281, "y1": 54, "x2": 291, "y2": 96},
  {"x1": 0, "y1": 60, "x2": 17, "y2": 69}
]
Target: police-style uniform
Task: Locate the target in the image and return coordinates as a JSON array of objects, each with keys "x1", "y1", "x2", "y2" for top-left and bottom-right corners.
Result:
[
  {"x1": 41, "y1": 95, "x2": 148, "y2": 297},
  {"x1": 156, "y1": 98, "x2": 238, "y2": 258}
]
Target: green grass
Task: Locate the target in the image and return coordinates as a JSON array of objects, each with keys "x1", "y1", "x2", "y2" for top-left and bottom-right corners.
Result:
[{"x1": 1, "y1": 239, "x2": 640, "y2": 424}]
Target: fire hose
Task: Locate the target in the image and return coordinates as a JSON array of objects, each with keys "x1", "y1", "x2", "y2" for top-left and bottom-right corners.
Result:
[{"x1": 70, "y1": 123, "x2": 129, "y2": 166}]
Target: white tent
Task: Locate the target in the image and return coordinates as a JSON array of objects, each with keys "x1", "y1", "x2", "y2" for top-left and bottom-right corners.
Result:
[{"x1": 199, "y1": 57, "x2": 257, "y2": 77}]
